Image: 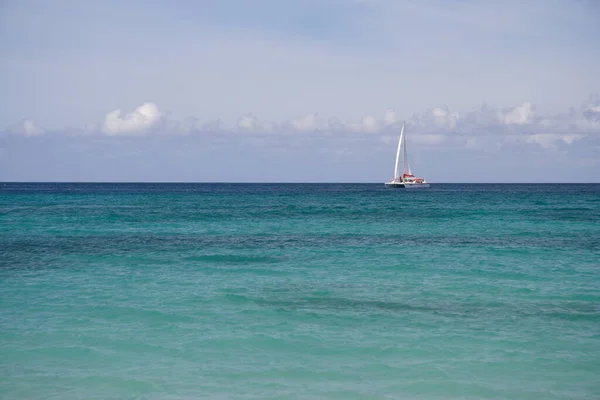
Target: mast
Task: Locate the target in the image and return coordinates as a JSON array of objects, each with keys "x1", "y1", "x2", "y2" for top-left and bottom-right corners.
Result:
[{"x1": 393, "y1": 121, "x2": 404, "y2": 179}]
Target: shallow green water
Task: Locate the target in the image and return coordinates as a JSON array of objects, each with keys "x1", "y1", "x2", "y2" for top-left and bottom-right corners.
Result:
[{"x1": 1, "y1": 183, "x2": 599, "y2": 399}]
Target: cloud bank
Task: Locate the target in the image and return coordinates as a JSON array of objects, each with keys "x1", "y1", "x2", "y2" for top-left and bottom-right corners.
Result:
[{"x1": 4, "y1": 96, "x2": 600, "y2": 147}]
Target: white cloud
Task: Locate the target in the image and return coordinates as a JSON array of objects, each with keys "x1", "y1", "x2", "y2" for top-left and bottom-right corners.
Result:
[
  {"x1": 237, "y1": 114, "x2": 257, "y2": 130},
  {"x1": 526, "y1": 133, "x2": 588, "y2": 149},
  {"x1": 235, "y1": 113, "x2": 280, "y2": 134},
  {"x1": 526, "y1": 133, "x2": 562, "y2": 149},
  {"x1": 562, "y1": 134, "x2": 586, "y2": 144},
  {"x1": 500, "y1": 102, "x2": 534, "y2": 125},
  {"x1": 289, "y1": 113, "x2": 321, "y2": 132},
  {"x1": 383, "y1": 109, "x2": 397, "y2": 126},
  {"x1": 410, "y1": 106, "x2": 460, "y2": 131},
  {"x1": 201, "y1": 119, "x2": 225, "y2": 132},
  {"x1": 577, "y1": 104, "x2": 600, "y2": 131},
  {"x1": 584, "y1": 105, "x2": 600, "y2": 120},
  {"x1": 7, "y1": 119, "x2": 45, "y2": 136},
  {"x1": 327, "y1": 116, "x2": 346, "y2": 133},
  {"x1": 360, "y1": 115, "x2": 379, "y2": 133},
  {"x1": 346, "y1": 115, "x2": 379, "y2": 133},
  {"x1": 102, "y1": 103, "x2": 162, "y2": 136},
  {"x1": 409, "y1": 101, "x2": 537, "y2": 133},
  {"x1": 23, "y1": 120, "x2": 44, "y2": 136},
  {"x1": 433, "y1": 107, "x2": 460, "y2": 129}
]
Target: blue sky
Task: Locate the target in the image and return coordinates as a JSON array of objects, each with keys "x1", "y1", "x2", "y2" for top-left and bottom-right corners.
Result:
[{"x1": 1, "y1": 0, "x2": 599, "y2": 182}]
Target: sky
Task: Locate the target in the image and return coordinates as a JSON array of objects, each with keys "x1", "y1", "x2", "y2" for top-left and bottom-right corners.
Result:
[{"x1": 0, "y1": 0, "x2": 599, "y2": 182}]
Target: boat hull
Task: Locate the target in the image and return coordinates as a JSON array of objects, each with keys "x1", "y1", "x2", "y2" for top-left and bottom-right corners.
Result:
[
  {"x1": 384, "y1": 182, "x2": 430, "y2": 188},
  {"x1": 384, "y1": 182, "x2": 405, "y2": 188},
  {"x1": 404, "y1": 183, "x2": 430, "y2": 188}
]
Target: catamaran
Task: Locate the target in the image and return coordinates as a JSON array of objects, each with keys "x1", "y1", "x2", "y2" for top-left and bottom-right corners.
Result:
[{"x1": 385, "y1": 121, "x2": 430, "y2": 188}]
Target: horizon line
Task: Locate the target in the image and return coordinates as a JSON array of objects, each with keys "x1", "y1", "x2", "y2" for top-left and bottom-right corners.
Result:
[{"x1": 2, "y1": 181, "x2": 600, "y2": 185}]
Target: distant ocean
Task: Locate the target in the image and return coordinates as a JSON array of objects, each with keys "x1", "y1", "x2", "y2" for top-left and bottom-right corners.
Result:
[{"x1": 1, "y1": 183, "x2": 599, "y2": 399}]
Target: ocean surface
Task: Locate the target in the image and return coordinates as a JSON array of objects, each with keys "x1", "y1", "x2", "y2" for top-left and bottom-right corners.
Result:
[{"x1": 1, "y1": 183, "x2": 599, "y2": 400}]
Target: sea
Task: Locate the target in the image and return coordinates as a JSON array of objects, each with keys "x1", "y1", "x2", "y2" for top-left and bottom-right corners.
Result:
[{"x1": 1, "y1": 183, "x2": 599, "y2": 400}]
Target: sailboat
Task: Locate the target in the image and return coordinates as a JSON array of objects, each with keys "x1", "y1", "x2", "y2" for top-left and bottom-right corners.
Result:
[{"x1": 385, "y1": 121, "x2": 430, "y2": 188}]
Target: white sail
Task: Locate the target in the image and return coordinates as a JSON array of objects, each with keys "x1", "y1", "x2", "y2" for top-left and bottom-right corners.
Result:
[
  {"x1": 402, "y1": 126, "x2": 409, "y2": 175},
  {"x1": 393, "y1": 122, "x2": 404, "y2": 179}
]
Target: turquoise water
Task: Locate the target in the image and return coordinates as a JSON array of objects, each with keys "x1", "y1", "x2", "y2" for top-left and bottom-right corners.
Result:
[{"x1": 1, "y1": 183, "x2": 599, "y2": 399}]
